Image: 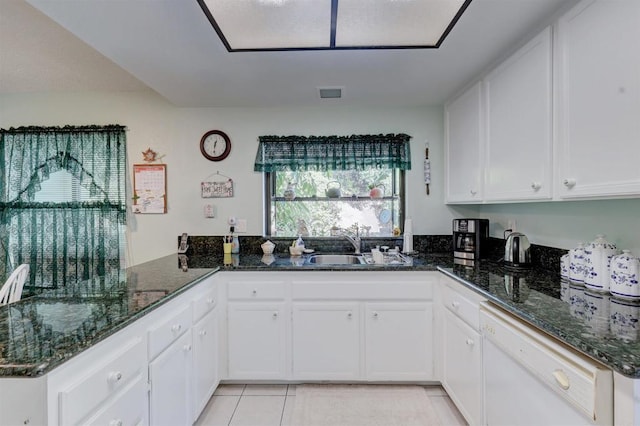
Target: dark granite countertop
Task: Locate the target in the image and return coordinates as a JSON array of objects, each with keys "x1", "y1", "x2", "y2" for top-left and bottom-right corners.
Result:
[
  {"x1": 0, "y1": 256, "x2": 217, "y2": 377},
  {"x1": 2, "y1": 250, "x2": 640, "y2": 379},
  {"x1": 439, "y1": 261, "x2": 640, "y2": 378}
]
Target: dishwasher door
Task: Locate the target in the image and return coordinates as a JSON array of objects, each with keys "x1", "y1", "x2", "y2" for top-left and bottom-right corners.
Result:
[{"x1": 480, "y1": 303, "x2": 613, "y2": 426}]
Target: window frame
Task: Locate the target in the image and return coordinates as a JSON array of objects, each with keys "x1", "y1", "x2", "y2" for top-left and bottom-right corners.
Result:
[{"x1": 263, "y1": 170, "x2": 406, "y2": 237}]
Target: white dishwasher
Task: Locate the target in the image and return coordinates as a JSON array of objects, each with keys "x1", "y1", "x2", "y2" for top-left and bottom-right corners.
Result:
[{"x1": 480, "y1": 303, "x2": 613, "y2": 426}]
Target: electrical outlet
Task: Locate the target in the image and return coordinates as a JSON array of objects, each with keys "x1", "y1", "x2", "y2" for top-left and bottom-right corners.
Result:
[{"x1": 236, "y1": 219, "x2": 247, "y2": 233}]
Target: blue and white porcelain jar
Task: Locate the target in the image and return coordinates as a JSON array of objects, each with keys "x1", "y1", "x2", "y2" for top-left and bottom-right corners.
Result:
[
  {"x1": 560, "y1": 254, "x2": 570, "y2": 279},
  {"x1": 584, "y1": 234, "x2": 618, "y2": 292},
  {"x1": 569, "y1": 243, "x2": 586, "y2": 283},
  {"x1": 610, "y1": 250, "x2": 640, "y2": 301}
]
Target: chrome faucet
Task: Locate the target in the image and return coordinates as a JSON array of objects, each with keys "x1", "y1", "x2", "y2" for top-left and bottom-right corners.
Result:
[{"x1": 341, "y1": 223, "x2": 361, "y2": 254}]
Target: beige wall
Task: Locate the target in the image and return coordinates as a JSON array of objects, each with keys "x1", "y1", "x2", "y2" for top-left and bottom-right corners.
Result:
[{"x1": 1, "y1": 91, "x2": 453, "y2": 265}]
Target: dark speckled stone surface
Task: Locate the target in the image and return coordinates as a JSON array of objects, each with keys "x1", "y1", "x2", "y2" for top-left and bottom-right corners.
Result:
[
  {"x1": 440, "y1": 261, "x2": 640, "y2": 378},
  {"x1": 2, "y1": 240, "x2": 640, "y2": 379},
  {"x1": 0, "y1": 258, "x2": 217, "y2": 377}
]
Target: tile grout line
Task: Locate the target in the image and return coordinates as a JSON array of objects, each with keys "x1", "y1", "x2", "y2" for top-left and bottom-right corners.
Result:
[
  {"x1": 279, "y1": 385, "x2": 290, "y2": 426},
  {"x1": 226, "y1": 385, "x2": 246, "y2": 426}
]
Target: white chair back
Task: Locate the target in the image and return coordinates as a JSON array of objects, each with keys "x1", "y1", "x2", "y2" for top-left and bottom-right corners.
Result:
[{"x1": 0, "y1": 264, "x2": 30, "y2": 305}]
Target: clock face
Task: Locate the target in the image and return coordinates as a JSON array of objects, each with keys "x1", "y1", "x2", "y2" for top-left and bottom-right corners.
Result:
[{"x1": 200, "y1": 130, "x2": 231, "y2": 161}]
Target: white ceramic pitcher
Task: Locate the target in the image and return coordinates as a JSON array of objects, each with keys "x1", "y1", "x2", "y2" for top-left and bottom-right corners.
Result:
[{"x1": 584, "y1": 234, "x2": 618, "y2": 292}]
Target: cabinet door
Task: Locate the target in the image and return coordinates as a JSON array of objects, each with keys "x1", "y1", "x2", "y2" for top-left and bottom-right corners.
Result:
[
  {"x1": 442, "y1": 309, "x2": 482, "y2": 426},
  {"x1": 445, "y1": 81, "x2": 484, "y2": 203},
  {"x1": 192, "y1": 308, "x2": 219, "y2": 420},
  {"x1": 227, "y1": 302, "x2": 287, "y2": 379},
  {"x1": 485, "y1": 27, "x2": 553, "y2": 201},
  {"x1": 149, "y1": 332, "x2": 192, "y2": 426},
  {"x1": 365, "y1": 303, "x2": 433, "y2": 380},
  {"x1": 292, "y1": 303, "x2": 360, "y2": 380},
  {"x1": 556, "y1": 0, "x2": 640, "y2": 198},
  {"x1": 81, "y1": 375, "x2": 148, "y2": 426}
]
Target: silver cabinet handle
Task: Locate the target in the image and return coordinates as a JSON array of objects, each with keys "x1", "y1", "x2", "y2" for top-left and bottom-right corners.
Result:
[
  {"x1": 252, "y1": 289, "x2": 257, "y2": 295},
  {"x1": 272, "y1": 311, "x2": 278, "y2": 318},
  {"x1": 171, "y1": 324, "x2": 182, "y2": 332},
  {"x1": 470, "y1": 189, "x2": 477, "y2": 196},
  {"x1": 347, "y1": 311, "x2": 353, "y2": 318},
  {"x1": 206, "y1": 297, "x2": 215, "y2": 304},
  {"x1": 199, "y1": 330, "x2": 207, "y2": 336},
  {"x1": 373, "y1": 312, "x2": 379, "y2": 318},
  {"x1": 563, "y1": 178, "x2": 576, "y2": 188},
  {"x1": 451, "y1": 301, "x2": 460, "y2": 309},
  {"x1": 465, "y1": 338, "x2": 475, "y2": 346},
  {"x1": 183, "y1": 344, "x2": 192, "y2": 352},
  {"x1": 109, "y1": 420, "x2": 123, "y2": 426},
  {"x1": 531, "y1": 182, "x2": 542, "y2": 190}
]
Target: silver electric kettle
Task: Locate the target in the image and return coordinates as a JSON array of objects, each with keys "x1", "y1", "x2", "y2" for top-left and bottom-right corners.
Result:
[{"x1": 504, "y1": 231, "x2": 531, "y2": 268}]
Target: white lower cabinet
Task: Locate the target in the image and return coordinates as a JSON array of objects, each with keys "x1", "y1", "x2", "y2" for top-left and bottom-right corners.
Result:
[
  {"x1": 192, "y1": 308, "x2": 219, "y2": 419},
  {"x1": 83, "y1": 375, "x2": 148, "y2": 426},
  {"x1": 440, "y1": 276, "x2": 486, "y2": 426},
  {"x1": 149, "y1": 331, "x2": 192, "y2": 426},
  {"x1": 221, "y1": 271, "x2": 437, "y2": 382},
  {"x1": 227, "y1": 302, "x2": 287, "y2": 379},
  {"x1": 365, "y1": 303, "x2": 432, "y2": 381},
  {"x1": 56, "y1": 335, "x2": 148, "y2": 426},
  {"x1": 443, "y1": 309, "x2": 482, "y2": 425},
  {"x1": 292, "y1": 302, "x2": 361, "y2": 379}
]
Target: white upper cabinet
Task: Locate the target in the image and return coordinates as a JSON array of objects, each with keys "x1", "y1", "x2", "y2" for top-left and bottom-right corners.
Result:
[
  {"x1": 445, "y1": 81, "x2": 484, "y2": 203},
  {"x1": 484, "y1": 27, "x2": 553, "y2": 201},
  {"x1": 556, "y1": 0, "x2": 640, "y2": 199}
]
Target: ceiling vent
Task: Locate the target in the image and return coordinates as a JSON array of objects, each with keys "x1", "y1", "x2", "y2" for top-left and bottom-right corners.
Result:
[{"x1": 318, "y1": 87, "x2": 343, "y2": 99}]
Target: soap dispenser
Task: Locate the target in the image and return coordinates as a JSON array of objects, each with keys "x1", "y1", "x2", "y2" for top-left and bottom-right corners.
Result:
[{"x1": 230, "y1": 226, "x2": 239, "y2": 254}]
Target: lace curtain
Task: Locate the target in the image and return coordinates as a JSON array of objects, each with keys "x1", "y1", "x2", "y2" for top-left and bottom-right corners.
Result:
[
  {"x1": 0, "y1": 125, "x2": 127, "y2": 292},
  {"x1": 254, "y1": 134, "x2": 412, "y2": 172}
]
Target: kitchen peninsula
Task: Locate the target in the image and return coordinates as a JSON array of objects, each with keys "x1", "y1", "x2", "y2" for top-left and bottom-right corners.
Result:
[{"x1": 2, "y1": 250, "x2": 640, "y2": 425}]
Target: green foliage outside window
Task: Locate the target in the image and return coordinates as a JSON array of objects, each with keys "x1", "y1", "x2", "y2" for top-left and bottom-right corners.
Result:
[{"x1": 269, "y1": 169, "x2": 402, "y2": 237}]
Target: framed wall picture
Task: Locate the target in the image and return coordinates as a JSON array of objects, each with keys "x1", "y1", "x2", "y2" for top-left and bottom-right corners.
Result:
[{"x1": 132, "y1": 164, "x2": 167, "y2": 214}]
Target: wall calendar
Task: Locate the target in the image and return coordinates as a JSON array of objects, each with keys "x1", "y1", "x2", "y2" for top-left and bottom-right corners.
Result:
[{"x1": 132, "y1": 164, "x2": 167, "y2": 214}]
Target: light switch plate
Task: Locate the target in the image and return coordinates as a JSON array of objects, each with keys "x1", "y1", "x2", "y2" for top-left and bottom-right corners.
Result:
[
  {"x1": 236, "y1": 219, "x2": 247, "y2": 233},
  {"x1": 204, "y1": 204, "x2": 216, "y2": 218}
]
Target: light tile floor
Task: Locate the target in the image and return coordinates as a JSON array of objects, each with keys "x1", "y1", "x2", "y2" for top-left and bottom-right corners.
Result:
[{"x1": 195, "y1": 384, "x2": 467, "y2": 426}]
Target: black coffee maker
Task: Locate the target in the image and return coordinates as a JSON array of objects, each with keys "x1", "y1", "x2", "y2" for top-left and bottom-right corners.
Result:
[{"x1": 453, "y1": 219, "x2": 489, "y2": 264}]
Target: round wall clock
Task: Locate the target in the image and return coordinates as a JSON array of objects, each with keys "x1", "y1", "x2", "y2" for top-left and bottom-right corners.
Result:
[{"x1": 200, "y1": 130, "x2": 231, "y2": 161}]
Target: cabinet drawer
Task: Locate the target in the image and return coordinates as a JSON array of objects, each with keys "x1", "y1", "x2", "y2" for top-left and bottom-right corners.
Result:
[
  {"x1": 227, "y1": 280, "x2": 286, "y2": 300},
  {"x1": 193, "y1": 285, "x2": 218, "y2": 322},
  {"x1": 292, "y1": 281, "x2": 432, "y2": 300},
  {"x1": 148, "y1": 303, "x2": 191, "y2": 360},
  {"x1": 81, "y1": 374, "x2": 148, "y2": 426},
  {"x1": 443, "y1": 284, "x2": 481, "y2": 330},
  {"x1": 59, "y1": 337, "x2": 145, "y2": 426}
]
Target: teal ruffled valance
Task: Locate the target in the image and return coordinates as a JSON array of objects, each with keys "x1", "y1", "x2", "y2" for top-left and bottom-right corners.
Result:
[
  {"x1": 0, "y1": 125, "x2": 126, "y2": 211},
  {"x1": 254, "y1": 134, "x2": 412, "y2": 172}
]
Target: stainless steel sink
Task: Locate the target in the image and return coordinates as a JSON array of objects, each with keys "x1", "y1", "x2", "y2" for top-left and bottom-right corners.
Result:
[{"x1": 306, "y1": 254, "x2": 366, "y2": 265}]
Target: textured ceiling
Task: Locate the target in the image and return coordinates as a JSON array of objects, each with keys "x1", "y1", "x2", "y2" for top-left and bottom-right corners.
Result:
[{"x1": 1, "y1": 0, "x2": 578, "y2": 107}]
